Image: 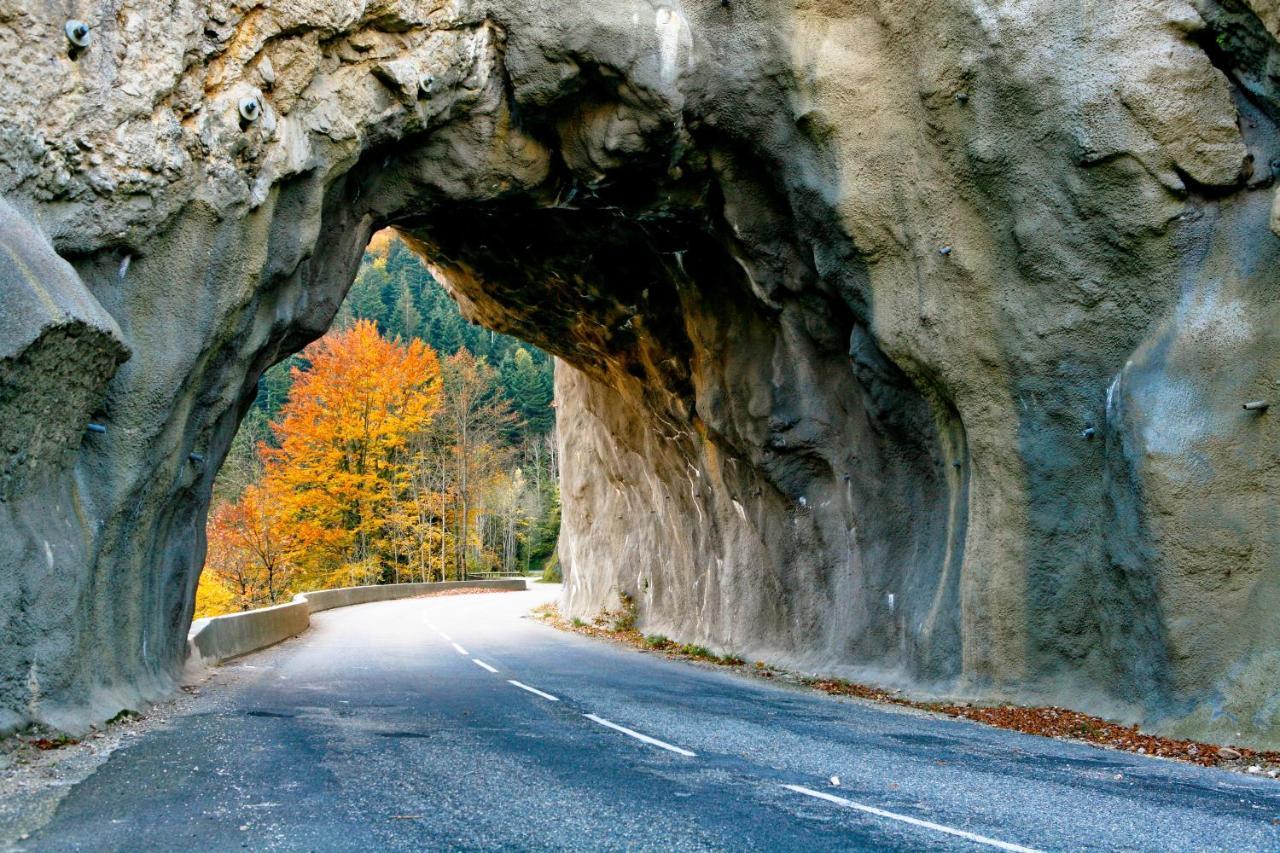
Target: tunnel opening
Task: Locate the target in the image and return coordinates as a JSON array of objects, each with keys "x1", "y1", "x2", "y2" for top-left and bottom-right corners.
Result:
[
  {"x1": 194, "y1": 229, "x2": 562, "y2": 619},
  {"x1": 185, "y1": 144, "x2": 968, "y2": 693}
]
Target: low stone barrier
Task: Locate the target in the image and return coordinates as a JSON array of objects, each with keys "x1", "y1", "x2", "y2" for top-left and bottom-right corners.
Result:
[
  {"x1": 301, "y1": 578, "x2": 526, "y2": 613},
  {"x1": 186, "y1": 598, "x2": 310, "y2": 667},
  {"x1": 187, "y1": 578, "x2": 528, "y2": 665}
]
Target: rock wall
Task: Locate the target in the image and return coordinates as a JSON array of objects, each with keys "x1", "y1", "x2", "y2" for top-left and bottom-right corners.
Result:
[{"x1": 0, "y1": 0, "x2": 1278, "y2": 747}]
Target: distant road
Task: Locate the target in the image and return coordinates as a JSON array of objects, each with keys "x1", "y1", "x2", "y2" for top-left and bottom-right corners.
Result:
[{"x1": 25, "y1": 586, "x2": 1280, "y2": 851}]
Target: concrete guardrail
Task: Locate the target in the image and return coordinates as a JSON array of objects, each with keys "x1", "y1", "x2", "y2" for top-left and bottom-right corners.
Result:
[{"x1": 188, "y1": 578, "x2": 528, "y2": 665}]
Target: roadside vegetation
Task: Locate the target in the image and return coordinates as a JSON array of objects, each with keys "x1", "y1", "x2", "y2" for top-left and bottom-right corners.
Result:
[
  {"x1": 196, "y1": 232, "x2": 560, "y2": 617},
  {"x1": 534, "y1": 599, "x2": 748, "y2": 669}
]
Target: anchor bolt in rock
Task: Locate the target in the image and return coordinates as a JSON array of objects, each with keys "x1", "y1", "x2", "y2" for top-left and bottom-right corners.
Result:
[
  {"x1": 64, "y1": 20, "x2": 92, "y2": 49},
  {"x1": 238, "y1": 96, "x2": 261, "y2": 123}
]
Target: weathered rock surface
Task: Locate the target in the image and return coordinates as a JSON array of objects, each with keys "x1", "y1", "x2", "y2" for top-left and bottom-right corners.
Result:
[
  {"x1": 0, "y1": 198, "x2": 128, "y2": 733},
  {"x1": 0, "y1": 0, "x2": 1278, "y2": 747}
]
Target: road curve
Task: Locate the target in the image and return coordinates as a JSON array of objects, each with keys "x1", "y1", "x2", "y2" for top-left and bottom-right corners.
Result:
[{"x1": 24, "y1": 586, "x2": 1280, "y2": 851}]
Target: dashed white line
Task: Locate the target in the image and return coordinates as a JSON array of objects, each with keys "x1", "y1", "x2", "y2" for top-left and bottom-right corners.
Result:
[
  {"x1": 439, "y1": 631, "x2": 452, "y2": 641},
  {"x1": 781, "y1": 785, "x2": 1041, "y2": 853},
  {"x1": 452, "y1": 642, "x2": 468, "y2": 655},
  {"x1": 583, "y1": 714, "x2": 696, "y2": 757},
  {"x1": 508, "y1": 680, "x2": 559, "y2": 701},
  {"x1": 472, "y1": 659, "x2": 498, "y2": 673}
]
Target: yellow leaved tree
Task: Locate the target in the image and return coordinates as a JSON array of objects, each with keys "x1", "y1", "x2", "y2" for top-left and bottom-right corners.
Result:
[{"x1": 264, "y1": 319, "x2": 443, "y2": 588}]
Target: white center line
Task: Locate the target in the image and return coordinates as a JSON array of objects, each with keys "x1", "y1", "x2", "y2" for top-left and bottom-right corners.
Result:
[
  {"x1": 472, "y1": 659, "x2": 498, "y2": 673},
  {"x1": 438, "y1": 631, "x2": 452, "y2": 642},
  {"x1": 781, "y1": 785, "x2": 1041, "y2": 853},
  {"x1": 508, "y1": 680, "x2": 559, "y2": 701},
  {"x1": 583, "y1": 714, "x2": 696, "y2": 757},
  {"x1": 451, "y1": 642, "x2": 468, "y2": 655}
]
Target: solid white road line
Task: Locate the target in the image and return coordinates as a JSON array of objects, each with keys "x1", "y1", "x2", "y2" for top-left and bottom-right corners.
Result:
[
  {"x1": 508, "y1": 680, "x2": 559, "y2": 701},
  {"x1": 452, "y1": 642, "x2": 468, "y2": 655},
  {"x1": 781, "y1": 785, "x2": 1041, "y2": 853},
  {"x1": 472, "y1": 659, "x2": 498, "y2": 673},
  {"x1": 583, "y1": 714, "x2": 696, "y2": 757}
]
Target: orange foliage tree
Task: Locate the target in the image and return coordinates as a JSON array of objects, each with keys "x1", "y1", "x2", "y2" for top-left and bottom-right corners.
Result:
[
  {"x1": 198, "y1": 317, "x2": 540, "y2": 614},
  {"x1": 199, "y1": 482, "x2": 294, "y2": 614},
  {"x1": 263, "y1": 319, "x2": 443, "y2": 587}
]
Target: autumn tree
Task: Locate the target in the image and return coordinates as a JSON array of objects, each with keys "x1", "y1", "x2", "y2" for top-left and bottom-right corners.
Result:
[
  {"x1": 264, "y1": 319, "x2": 443, "y2": 586},
  {"x1": 238, "y1": 483, "x2": 289, "y2": 600},
  {"x1": 441, "y1": 349, "x2": 519, "y2": 578},
  {"x1": 402, "y1": 417, "x2": 458, "y2": 581},
  {"x1": 201, "y1": 482, "x2": 294, "y2": 613},
  {"x1": 193, "y1": 569, "x2": 238, "y2": 619}
]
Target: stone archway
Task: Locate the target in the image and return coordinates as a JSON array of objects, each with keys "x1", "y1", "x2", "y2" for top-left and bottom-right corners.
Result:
[{"x1": 2, "y1": 1, "x2": 1280, "y2": 749}]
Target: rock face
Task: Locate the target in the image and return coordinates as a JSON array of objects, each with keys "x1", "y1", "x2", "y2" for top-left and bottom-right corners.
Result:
[{"x1": 0, "y1": 0, "x2": 1278, "y2": 746}]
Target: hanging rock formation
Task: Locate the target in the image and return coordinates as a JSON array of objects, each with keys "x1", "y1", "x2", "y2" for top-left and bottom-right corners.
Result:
[{"x1": 1, "y1": 0, "x2": 1279, "y2": 748}]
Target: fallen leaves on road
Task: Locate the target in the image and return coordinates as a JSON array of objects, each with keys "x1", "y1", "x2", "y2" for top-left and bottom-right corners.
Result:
[
  {"x1": 413, "y1": 587, "x2": 518, "y2": 599},
  {"x1": 30, "y1": 736, "x2": 79, "y2": 751},
  {"x1": 534, "y1": 602, "x2": 1280, "y2": 777},
  {"x1": 803, "y1": 680, "x2": 1280, "y2": 773}
]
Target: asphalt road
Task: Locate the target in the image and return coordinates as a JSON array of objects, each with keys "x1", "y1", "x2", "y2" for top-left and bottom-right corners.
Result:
[{"x1": 23, "y1": 585, "x2": 1280, "y2": 851}]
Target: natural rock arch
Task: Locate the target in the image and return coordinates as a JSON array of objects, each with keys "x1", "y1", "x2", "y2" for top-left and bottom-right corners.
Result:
[{"x1": 2, "y1": 1, "x2": 1280, "y2": 749}]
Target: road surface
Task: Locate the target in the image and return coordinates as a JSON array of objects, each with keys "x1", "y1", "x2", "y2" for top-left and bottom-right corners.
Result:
[{"x1": 23, "y1": 586, "x2": 1280, "y2": 851}]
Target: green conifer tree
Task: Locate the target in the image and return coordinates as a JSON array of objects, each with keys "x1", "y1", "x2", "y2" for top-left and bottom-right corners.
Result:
[{"x1": 506, "y1": 348, "x2": 555, "y2": 434}]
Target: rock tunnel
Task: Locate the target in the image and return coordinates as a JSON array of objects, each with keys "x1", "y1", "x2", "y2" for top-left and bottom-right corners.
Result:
[{"x1": 2, "y1": 1, "x2": 1280, "y2": 749}]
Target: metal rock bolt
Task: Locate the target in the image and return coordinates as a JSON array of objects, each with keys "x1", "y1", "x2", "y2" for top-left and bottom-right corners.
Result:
[
  {"x1": 65, "y1": 20, "x2": 92, "y2": 49},
  {"x1": 1243, "y1": 400, "x2": 1270, "y2": 413}
]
